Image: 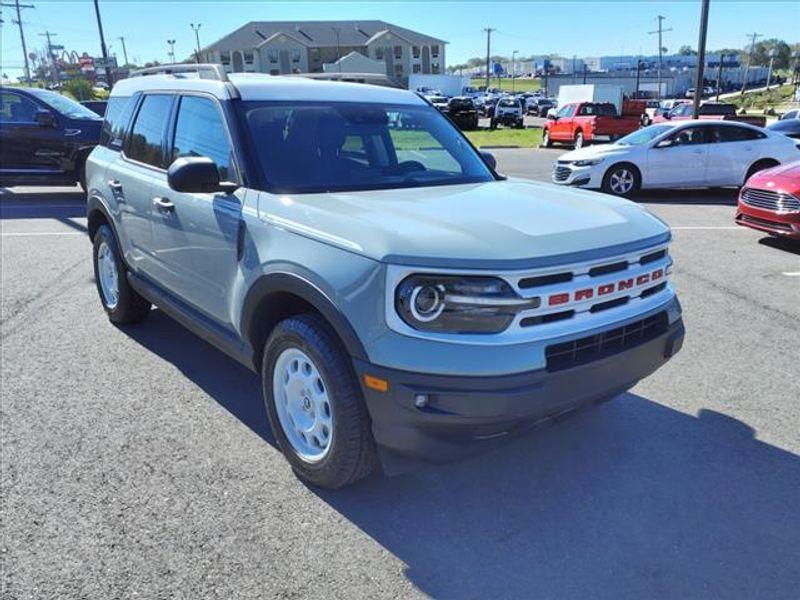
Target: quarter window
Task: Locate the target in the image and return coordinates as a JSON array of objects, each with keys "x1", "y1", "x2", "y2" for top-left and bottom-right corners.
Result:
[
  {"x1": 100, "y1": 95, "x2": 136, "y2": 149},
  {"x1": 0, "y1": 92, "x2": 39, "y2": 123},
  {"x1": 171, "y1": 96, "x2": 234, "y2": 181},
  {"x1": 709, "y1": 125, "x2": 765, "y2": 142},
  {"x1": 126, "y1": 94, "x2": 173, "y2": 168}
]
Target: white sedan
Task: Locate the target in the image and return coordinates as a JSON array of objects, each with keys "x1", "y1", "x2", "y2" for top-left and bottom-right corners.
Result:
[{"x1": 552, "y1": 120, "x2": 800, "y2": 196}]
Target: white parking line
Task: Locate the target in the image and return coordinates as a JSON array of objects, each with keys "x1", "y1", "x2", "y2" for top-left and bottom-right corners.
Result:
[
  {"x1": 783, "y1": 272, "x2": 800, "y2": 277},
  {"x1": 671, "y1": 226, "x2": 744, "y2": 230},
  {"x1": 1, "y1": 231, "x2": 84, "y2": 237}
]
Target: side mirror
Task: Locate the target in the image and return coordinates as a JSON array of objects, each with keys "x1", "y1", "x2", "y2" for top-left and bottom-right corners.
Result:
[
  {"x1": 547, "y1": 112, "x2": 557, "y2": 120},
  {"x1": 480, "y1": 151, "x2": 497, "y2": 170},
  {"x1": 654, "y1": 139, "x2": 673, "y2": 149},
  {"x1": 35, "y1": 110, "x2": 56, "y2": 127},
  {"x1": 663, "y1": 111, "x2": 672, "y2": 120},
  {"x1": 167, "y1": 156, "x2": 239, "y2": 194}
]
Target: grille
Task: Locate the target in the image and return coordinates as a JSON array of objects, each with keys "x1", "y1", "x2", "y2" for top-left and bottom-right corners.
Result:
[
  {"x1": 553, "y1": 165, "x2": 571, "y2": 182},
  {"x1": 545, "y1": 312, "x2": 668, "y2": 372},
  {"x1": 741, "y1": 188, "x2": 800, "y2": 213}
]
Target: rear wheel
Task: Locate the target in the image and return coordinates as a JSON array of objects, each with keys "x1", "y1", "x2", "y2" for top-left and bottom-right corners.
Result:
[
  {"x1": 602, "y1": 163, "x2": 641, "y2": 197},
  {"x1": 262, "y1": 313, "x2": 378, "y2": 489},
  {"x1": 542, "y1": 128, "x2": 552, "y2": 147},
  {"x1": 92, "y1": 224, "x2": 151, "y2": 323}
]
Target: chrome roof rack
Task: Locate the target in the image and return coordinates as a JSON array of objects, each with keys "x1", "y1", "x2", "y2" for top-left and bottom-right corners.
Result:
[{"x1": 130, "y1": 63, "x2": 229, "y2": 82}]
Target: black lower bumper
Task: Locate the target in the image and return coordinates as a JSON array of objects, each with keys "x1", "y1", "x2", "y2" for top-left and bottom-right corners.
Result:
[{"x1": 355, "y1": 318, "x2": 684, "y2": 465}]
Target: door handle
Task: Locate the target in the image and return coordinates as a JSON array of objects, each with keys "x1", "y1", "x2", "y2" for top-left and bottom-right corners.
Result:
[
  {"x1": 108, "y1": 179, "x2": 123, "y2": 190},
  {"x1": 152, "y1": 196, "x2": 175, "y2": 212}
]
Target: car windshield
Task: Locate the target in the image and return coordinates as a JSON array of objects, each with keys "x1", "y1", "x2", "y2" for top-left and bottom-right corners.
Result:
[
  {"x1": 242, "y1": 102, "x2": 494, "y2": 194},
  {"x1": 26, "y1": 88, "x2": 101, "y2": 120},
  {"x1": 616, "y1": 124, "x2": 674, "y2": 145}
]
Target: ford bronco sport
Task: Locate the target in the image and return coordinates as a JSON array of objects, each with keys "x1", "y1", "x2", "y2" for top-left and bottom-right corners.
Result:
[{"x1": 86, "y1": 64, "x2": 684, "y2": 488}]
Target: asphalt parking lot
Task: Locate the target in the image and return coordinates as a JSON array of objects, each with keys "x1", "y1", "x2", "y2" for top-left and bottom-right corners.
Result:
[{"x1": 2, "y1": 150, "x2": 799, "y2": 599}]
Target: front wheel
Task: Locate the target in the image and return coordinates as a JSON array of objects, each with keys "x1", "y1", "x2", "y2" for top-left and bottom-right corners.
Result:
[
  {"x1": 542, "y1": 128, "x2": 552, "y2": 147},
  {"x1": 92, "y1": 224, "x2": 151, "y2": 323},
  {"x1": 262, "y1": 314, "x2": 378, "y2": 489},
  {"x1": 602, "y1": 164, "x2": 641, "y2": 197}
]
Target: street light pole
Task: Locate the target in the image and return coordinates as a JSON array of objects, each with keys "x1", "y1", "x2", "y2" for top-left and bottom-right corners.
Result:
[
  {"x1": 167, "y1": 39, "x2": 176, "y2": 63},
  {"x1": 766, "y1": 48, "x2": 777, "y2": 90},
  {"x1": 512, "y1": 50, "x2": 518, "y2": 92},
  {"x1": 190, "y1": 23, "x2": 202, "y2": 63},
  {"x1": 332, "y1": 27, "x2": 341, "y2": 72},
  {"x1": 691, "y1": 0, "x2": 710, "y2": 120},
  {"x1": 635, "y1": 59, "x2": 643, "y2": 98},
  {"x1": 482, "y1": 27, "x2": 494, "y2": 90},
  {"x1": 92, "y1": 0, "x2": 113, "y2": 85},
  {"x1": 117, "y1": 36, "x2": 129, "y2": 66}
]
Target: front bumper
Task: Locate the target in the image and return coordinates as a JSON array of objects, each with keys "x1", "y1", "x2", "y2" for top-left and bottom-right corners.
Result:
[
  {"x1": 735, "y1": 204, "x2": 800, "y2": 240},
  {"x1": 552, "y1": 162, "x2": 605, "y2": 188},
  {"x1": 355, "y1": 316, "x2": 684, "y2": 464}
]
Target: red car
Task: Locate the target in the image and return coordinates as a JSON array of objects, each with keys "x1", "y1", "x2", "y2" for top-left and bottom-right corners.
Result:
[{"x1": 736, "y1": 161, "x2": 800, "y2": 240}]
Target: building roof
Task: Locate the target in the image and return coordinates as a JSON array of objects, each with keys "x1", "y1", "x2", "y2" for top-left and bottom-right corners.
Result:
[
  {"x1": 322, "y1": 51, "x2": 386, "y2": 74},
  {"x1": 203, "y1": 20, "x2": 447, "y2": 53}
]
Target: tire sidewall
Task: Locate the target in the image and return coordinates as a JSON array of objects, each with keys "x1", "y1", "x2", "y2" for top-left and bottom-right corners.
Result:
[
  {"x1": 93, "y1": 225, "x2": 124, "y2": 317},
  {"x1": 574, "y1": 132, "x2": 584, "y2": 148},
  {"x1": 602, "y1": 163, "x2": 640, "y2": 197}
]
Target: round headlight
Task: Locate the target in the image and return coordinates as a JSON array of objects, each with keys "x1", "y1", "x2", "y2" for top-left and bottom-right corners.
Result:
[{"x1": 409, "y1": 284, "x2": 445, "y2": 322}]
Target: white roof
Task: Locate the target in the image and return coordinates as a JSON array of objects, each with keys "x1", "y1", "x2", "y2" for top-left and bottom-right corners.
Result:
[{"x1": 111, "y1": 72, "x2": 425, "y2": 106}]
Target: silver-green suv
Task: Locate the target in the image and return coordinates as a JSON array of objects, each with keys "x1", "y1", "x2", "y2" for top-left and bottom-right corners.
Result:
[{"x1": 86, "y1": 65, "x2": 684, "y2": 488}]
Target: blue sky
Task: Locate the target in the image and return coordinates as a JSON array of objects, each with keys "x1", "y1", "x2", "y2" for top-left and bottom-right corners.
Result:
[{"x1": 1, "y1": 1, "x2": 797, "y2": 78}]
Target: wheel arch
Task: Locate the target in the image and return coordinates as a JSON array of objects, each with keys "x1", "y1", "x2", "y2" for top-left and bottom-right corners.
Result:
[
  {"x1": 87, "y1": 194, "x2": 119, "y2": 243},
  {"x1": 744, "y1": 157, "x2": 780, "y2": 183},
  {"x1": 241, "y1": 272, "x2": 369, "y2": 370}
]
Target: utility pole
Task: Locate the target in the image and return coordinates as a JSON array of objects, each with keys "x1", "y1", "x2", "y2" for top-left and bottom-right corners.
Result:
[
  {"x1": 92, "y1": 0, "x2": 113, "y2": 85},
  {"x1": 715, "y1": 52, "x2": 725, "y2": 101},
  {"x1": 635, "y1": 59, "x2": 643, "y2": 97},
  {"x1": 740, "y1": 32, "x2": 761, "y2": 94},
  {"x1": 167, "y1": 39, "x2": 176, "y2": 63},
  {"x1": 511, "y1": 50, "x2": 518, "y2": 92},
  {"x1": 117, "y1": 36, "x2": 128, "y2": 66},
  {"x1": 766, "y1": 48, "x2": 777, "y2": 89},
  {"x1": 482, "y1": 27, "x2": 494, "y2": 90},
  {"x1": 648, "y1": 15, "x2": 672, "y2": 100},
  {"x1": 38, "y1": 30, "x2": 59, "y2": 85},
  {"x1": 691, "y1": 0, "x2": 710, "y2": 119},
  {"x1": 190, "y1": 23, "x2": 202, "y2": 63},
  {"x1": 1, "y1": 1, "x2": 34, "y2": 82}
]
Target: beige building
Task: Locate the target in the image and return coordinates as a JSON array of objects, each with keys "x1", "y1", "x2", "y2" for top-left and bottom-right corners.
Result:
[{"x1": 199, "y1": 20, "x2": 446, "y2": 84}]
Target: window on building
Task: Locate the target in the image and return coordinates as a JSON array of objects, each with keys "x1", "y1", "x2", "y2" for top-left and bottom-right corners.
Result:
[
  {"x1": 394, "y1": 46, "x2": 402, "y2": 59},
  {"x1": 412, "y1": 46, "x2": 420, "y2": 59},
  {"x1": 291, "y1": 48, "x2": 301, "y2": 63},
  {"x1": 171, "y1": 96, "x2": 234, "y2": 181},
  {"x1": 375, "y1": 47, "x2": 384, "y2": 60},
  {"x1": 126, "y1": 94, "x2": 173, "y2": 168},
  {"x1": 310, "y1": 48, "x2": 320, "y2": 62},
  {"x1": 243, "y1": 51, "x2": 254, "y2": 65},
  {"x1": 431, "y1": 45, "x2": 439, "y2": 58},
  {"x1": 412, "y1": 64, "x2": 421, "y2": 74},
  {"x1": 220, "y1": 51, "x2": 231, "y2": 65},
  {"x1": 270, "y1": 69, "x2": 279, "y2": 76},
  {"x1": 432, "y1": 63, "x2": 440, "y2": 74},
  {"x1": 394, "y1": 64, "x2": 403, "y2": 77},
  {"x1": 268, "y1": 49, "x2": 278, "y2": 63}
]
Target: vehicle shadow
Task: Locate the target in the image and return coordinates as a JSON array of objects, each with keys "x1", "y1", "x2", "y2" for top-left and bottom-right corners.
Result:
[
  {"x1": 0, "y1": 187, "x2": 88, "y2": 232},
  {"x1": 759, "y1": 235, "x2": 800, "y2": 255},
  {"x1": 121, "y1": 309, "x2": 799, "y2": 599},
  {"x1": 632, "y1": 188, "x2": 739, "y2": 206}
]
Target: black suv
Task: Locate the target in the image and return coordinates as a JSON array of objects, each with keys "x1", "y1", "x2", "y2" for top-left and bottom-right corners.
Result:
[{"x1": 0, "y1": 86, "x2": 103, "y2": 189}]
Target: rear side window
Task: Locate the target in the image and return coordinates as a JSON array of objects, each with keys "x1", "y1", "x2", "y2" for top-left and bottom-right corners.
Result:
[
  {"x1": 710, "y1": 125, "x2": 766, "y2": 142},
  {"x1": 170, "y1": 96, "x2": 234, "y2": 181},
  {"x1": 126, "y1": 94, "x2": 173, "y2": 168},
  {"x1": 100, "y1": 96, "x2": 136, "y2": 149}
]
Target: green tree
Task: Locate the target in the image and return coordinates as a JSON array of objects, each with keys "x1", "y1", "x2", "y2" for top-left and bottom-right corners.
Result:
[
  {"x1": 62, "y1": 78, "x2": 94, "y2": 101},
  {"x1": 752, "y1": 38, "x2": 792, "y2": 69},
  {"x1": 677, "y1": 45, "x2": 696, "y2": 56}
]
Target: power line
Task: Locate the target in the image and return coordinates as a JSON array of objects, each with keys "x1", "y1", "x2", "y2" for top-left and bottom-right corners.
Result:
[
  {"x1": 648, "y1": 15, "x2": 672, "y2": 100},
  {"x1": 1, "y1": 1, "x2": 35, "y2": 81},
  {"x1": 483, "y1": 27, "x2": 495, "y2": 90}
]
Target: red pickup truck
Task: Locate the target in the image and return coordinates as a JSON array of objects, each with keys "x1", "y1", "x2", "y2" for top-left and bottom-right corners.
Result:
[
  {"x1": 652, "y1": 102, "x2": 767, "y2": 128},
  {"x1": 542, "y1": 100, "x2": 645, "y2": 148}
]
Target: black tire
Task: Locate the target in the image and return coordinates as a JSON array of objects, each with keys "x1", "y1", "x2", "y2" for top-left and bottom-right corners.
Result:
[
  {"x1": 574, "y1": 131, "x2": 585, "y2": 149},
  {"x1": 542, "y1": 128, "x2": 552, "y2": 147},
  {"x1": 601, "y1": 163, "x2": 641, "y2": 197},
  {"x1": 490, "y1": 119, "x2": 497, "y2": 130},
  {"x1": 262, "y1": 313, "x2": 378, "y2": 489},
  {"x1": 92, "y1": 224, "x2": 151, "y2": 324},
  {"x1": 744, "y1": 159, "x2": 779, "y2": 184},
  {"x1": 78, "y1": 159, "x2": 87, "y2": 192}
]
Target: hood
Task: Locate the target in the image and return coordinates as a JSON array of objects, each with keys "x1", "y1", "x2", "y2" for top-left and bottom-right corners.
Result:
[
  {"x1": 747, "y1": 160, "x2": 800, "y2": 193},
  {"x1": 261, "y1": 179, "x2": 670, "y2": 269},
  {"x1": 558, "y1": 143, "x2": 633, "y2": 162}
]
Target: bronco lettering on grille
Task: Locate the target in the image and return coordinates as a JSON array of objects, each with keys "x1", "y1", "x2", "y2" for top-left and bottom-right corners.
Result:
[{"x1": 547, "y1": 268, "x2": 665, "y2": 306}]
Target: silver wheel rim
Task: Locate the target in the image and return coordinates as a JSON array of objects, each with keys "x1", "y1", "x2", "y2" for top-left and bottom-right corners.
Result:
[
  {"x1": 543, "y1": 131, "x2": 549, "y2": 144},
  {"x1": 272, "y1": 348, "x2": 333, "y2": 463},
  {"x1": 575, "y1": 134, "x2": 583, "y2": 148},
  {"x1": 97, "y1": 241, "x2": 119, "y2": 309},
  {"x1": 610, "y1": 168, "x2": 635, "y2": 195}
]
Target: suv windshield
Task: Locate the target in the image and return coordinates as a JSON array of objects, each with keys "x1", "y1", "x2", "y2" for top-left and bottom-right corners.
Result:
[
  {"x1": 26, "y1": 88, "x2": 101, "y2": 120},
  {"x1": 242, "y1": 102, "x2": 494, "y2": 194},
  {"x1": 616, "y1": 124, "x2": 673, "y2": 145}
]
